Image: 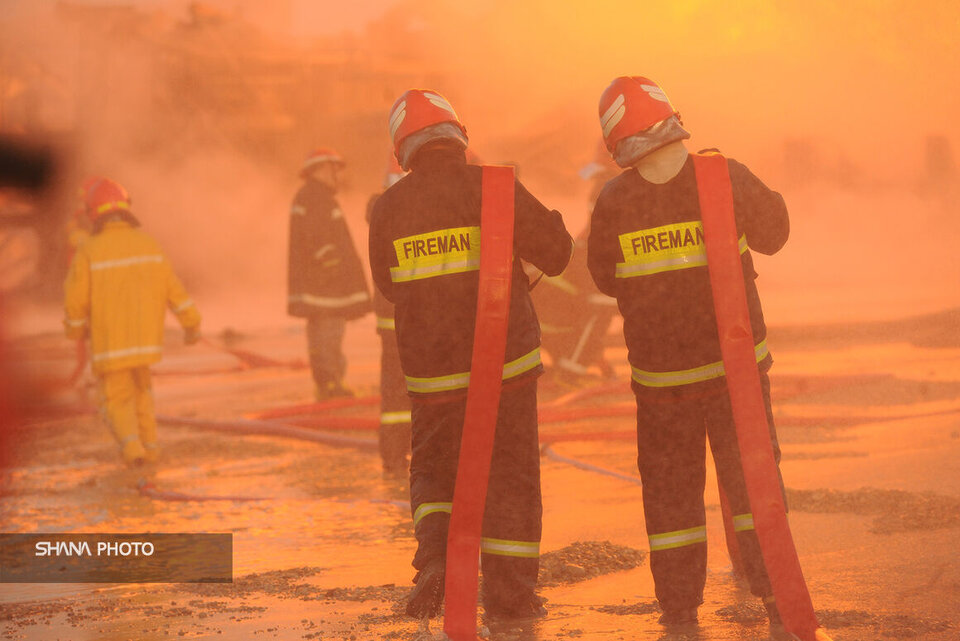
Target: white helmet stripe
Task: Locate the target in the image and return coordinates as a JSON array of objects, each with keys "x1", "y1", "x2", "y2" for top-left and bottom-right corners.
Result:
[
  {"x1": 389, "y1": 101, "x2": 407, "y2": 138},
  {"x1": 423, "y1": 92, "x2": 458, "y2": 119},
  {"x1": 641, "y1": 84, "x2": 671, "y2": 104},
  {"x1": 600, "y1": 93, "x2": 626, "y2": 138}
]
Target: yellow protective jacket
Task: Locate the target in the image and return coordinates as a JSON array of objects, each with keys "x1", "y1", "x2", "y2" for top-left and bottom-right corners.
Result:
[{"x1": 63, "y1": 219, "x2": 201, "y2": 374}]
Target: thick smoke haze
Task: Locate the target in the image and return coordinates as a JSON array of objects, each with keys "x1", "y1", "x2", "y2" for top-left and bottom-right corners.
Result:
[{"x1": 2, "y1": 0, "x2": 957, "y2": 328}]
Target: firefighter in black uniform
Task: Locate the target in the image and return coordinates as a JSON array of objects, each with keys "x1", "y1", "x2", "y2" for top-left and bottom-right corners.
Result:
[
  {"x1": 533, "y1": 144, "x2": 620, "y2": 383},
  {"x1": 587, "y1": 77, "x2": 791, "y2": 627},
  {"x1": 369, "y1": 89, "x2": 572, "y2": 620},
  {"x1": 366, "y1": 156, "x2": 411, "y2": 477},
  {"x1": 288, "y1": 148, "x2": 371, "y2": 399}
]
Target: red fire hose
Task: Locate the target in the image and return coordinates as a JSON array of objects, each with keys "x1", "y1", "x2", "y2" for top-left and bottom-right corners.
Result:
[
  {"x1": 695, "y1": 152, "x2": 829, "y2": 641},
  {"x1": 443, "y1": 166, "x2": 516, "y2": 641}
]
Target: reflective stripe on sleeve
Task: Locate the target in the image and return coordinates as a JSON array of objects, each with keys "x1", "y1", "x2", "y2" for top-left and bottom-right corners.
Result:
[
  {"x1": 174, "y1": 299, "x2": 195, "y2": 312},
  {"x1": 65, "y1": 318, "x2": 88, "y2": 328},
  {"x1": 405, "y1": 347, "x2": 541, "y2": 394},
  {"x1": 92, "y1": 345, "x2": 163, "y2": 362},
  {"x1": 380, "y1": 411, "x2": 411, "y2": 425},
  {"x1": 631, "y1": 340, "x2": 768, "y2": 388},
  {"x1": 733, "y1": 513, "x2": 755, "y2": 532},
  {"x1": 413, "y1": 502, "x2": 452, "y2": 526},
  {"x1": 543, "y1": 275, "x2": 579, "y2": 295},
  {"x1": 290, "y1": 204, "x2": 306, "y2": 216},
  {"x1": 480, "y1": 537, "x2": 540, "y2": 559},
  {"x1": 90, "y1": 255, "x2": 163, "y2": 271},
  {"x1": 648, "y1": 525, "x2": 707, "y2": 551},
  {"x1": 376, "y1": 316, "x2": 396, "y2": 330}
]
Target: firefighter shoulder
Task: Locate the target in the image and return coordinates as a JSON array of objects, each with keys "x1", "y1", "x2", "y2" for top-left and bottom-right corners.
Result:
[{"x1": 63, "y1": 179, "x2": 201, "y2": 371}]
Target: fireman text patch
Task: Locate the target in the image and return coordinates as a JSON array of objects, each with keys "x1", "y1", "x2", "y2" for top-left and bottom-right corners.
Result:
[
  {"x1": 390, "y1": 226, "x2": 481, "y2": 282},
  {"x1": 615, "y1": 221, "x2": 747, "y2": 278}
]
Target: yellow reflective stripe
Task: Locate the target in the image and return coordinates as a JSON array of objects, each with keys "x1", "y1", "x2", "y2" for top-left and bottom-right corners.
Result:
[
  {"x1": 65, "y1": 318, "x2": 87, "y2": 327},
  {"x1": 390, "y1": 226, "x2": 480, "y2": 283},
  {"x1": 543, "y1": 275, "x2": 579, "y2": 295},
  {"x1": 413, "y1": 502, "x2": 452, "y2": 526},
  {"x1": 288, "y1": 292, "x2": 368, "y2": 309},
  {"x1": 615, "y1": 220, "x2": 748, "y2": 278},
  {"x1": 381, "y1": 411, "x2": 411, "y2": 425},
  {"x1": 480, "y1": 537, "x2": 540, "y2": 559},
  {"x1": 405, "y1": 347, "x2": 541, "y2": 394},
  {"x1": 376, "y1": 316, "x2": 396, "y2": 330},
  {"x1": 648, "y1": 525, "x2": 707, "y2": 551},
  {"x1": 632, "y1": 340, "x2": 768, "y2": 388},
  {"x1": 174, "y1": 299, "x2": 195, "y2": 312},
  {"x1": 90, "y1": 255, "x2": 163, "y2": 271},
  {"x1": 92, "y1": 345, "x2": 163, "y2": 362},
  {"x1": 733, "y1": 513, "x2": 755, "y2": 532},
  {"x1": 95, "y1": 201, "x2": 130, "y2": 214}
]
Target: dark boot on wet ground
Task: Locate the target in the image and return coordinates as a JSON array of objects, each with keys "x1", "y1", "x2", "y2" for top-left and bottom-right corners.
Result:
[
  {"x1": 483, "y1": 593, "x2": 547, "y2": 624},
  {"x1": 658, "y1": 607, "x2": 699, "y2": 626},
  {"x1": 405, "y1": 559, "x2": 444, "y2": 619}
]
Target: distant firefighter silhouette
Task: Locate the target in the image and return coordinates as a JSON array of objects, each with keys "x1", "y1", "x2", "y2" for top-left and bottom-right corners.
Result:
[{"x1": 287, "y1": 148, "x2": 371, "y2": 400}]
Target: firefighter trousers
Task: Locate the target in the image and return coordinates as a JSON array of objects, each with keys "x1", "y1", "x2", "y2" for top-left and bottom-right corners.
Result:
[
  {"x1": 409, "y1": 378, "x2": 542, "y2": 611},
  {"x1": 378, "y1": 329, "x2": 411, "y2": 473},
  {"x1": 306, "y1": 315, "x2": 346, "y2": 389},
  {"x1": 96, "y1": 366, "x2": 158, "y2": 464},
  {"x1": 635, "y1": 372, "x2": 782, "y2": 611}
]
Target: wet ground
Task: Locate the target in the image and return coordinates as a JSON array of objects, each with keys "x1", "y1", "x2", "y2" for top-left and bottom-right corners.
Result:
[{"x1": 2, "y1": 310, "x2": 960, "y2": 640}]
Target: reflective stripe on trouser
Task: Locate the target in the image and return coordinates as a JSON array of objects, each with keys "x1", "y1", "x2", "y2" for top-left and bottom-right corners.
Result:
[
  {"x1": 96, "y1": 366, "x2": 156, "y2": 464},
  {"x1": 404, "y1": 347, "x2": 541, "y2": 394},
  {"x1": 631, "y1": 339, "x2": 768, "y2": 388},
  {"x1": 409, "y1": 380, "x2": 542, "y2": 609},
  {"x1": 635, "y1": 372, "x2": 782, "y2": 610},
  {"x1": 379, "y1": 329, "x2": 411, "y2": 469},
  {"x1": 306, "y1": 315, "x2": 346, "y2": 387}
]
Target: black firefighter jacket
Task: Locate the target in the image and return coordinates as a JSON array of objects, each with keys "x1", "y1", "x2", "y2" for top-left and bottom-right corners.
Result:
[
  {"x1": 287, "y1": 179, "x2": 371, "y2": 320},
  {"x1": 587, "y1": 154, "x2": 789, "y2": 395},
  {"x1": 369, "y1": 147, "x2": 573, "y2": 399}
]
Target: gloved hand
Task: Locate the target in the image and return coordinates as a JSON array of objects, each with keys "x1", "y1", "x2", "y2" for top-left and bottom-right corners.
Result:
[{"x1": 184, "y1": 325, "x2": 201, "y2": 345}]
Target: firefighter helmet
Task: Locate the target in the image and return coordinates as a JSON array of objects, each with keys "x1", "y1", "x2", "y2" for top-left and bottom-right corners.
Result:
[
  {"x1": 300, "y1": 147, "x2": 345, "y2": 178},
  {"x1": 85, "y1": 178, "x2": 131, "y2": 220},
  {"x1": 75, "y1": 176, "x2": 105, "y2": 220},
  {"x1": 598, "y1": 76, "x2": 679, "y2": 153},
  {"x1": 389, "y1": 89, "x2": 466, "y2": 161}
]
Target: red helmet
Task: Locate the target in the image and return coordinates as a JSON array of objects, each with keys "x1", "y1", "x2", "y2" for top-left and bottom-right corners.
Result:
[
  {"x1": 598, "y1": 77, "x2": 679, "y2": 153},
  {"x1": 74, "y1": 176, "x2": 105, "y2": 220},
  {"x1": 389, "y1": 89, "x2": 466, "y2": 160},
  {"x1": 300, "y1": 147, "x2": 344, "y2": 177},
  {"x1": 85, "y1": 178, "x2": 131, "y2": 220}
]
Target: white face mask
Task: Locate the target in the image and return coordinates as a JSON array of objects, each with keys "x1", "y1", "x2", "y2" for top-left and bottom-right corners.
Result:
[{"x1": 613, "y1": 115, "x2": 691, "y2": 169}]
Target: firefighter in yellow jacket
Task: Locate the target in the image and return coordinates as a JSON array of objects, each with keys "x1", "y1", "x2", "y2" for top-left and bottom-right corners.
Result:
[{"x1": 63, "y1": 178, "x2": 201, "y2": 466}]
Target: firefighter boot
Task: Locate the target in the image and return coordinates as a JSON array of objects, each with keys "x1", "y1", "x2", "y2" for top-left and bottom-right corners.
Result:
[
  {"x1": 120, "y1": 436, "x2": 147, "y2": 467},
  {"x1": 405, "y1": 558, "x2": 444, "y2": 619},
  {"x1": 658, "y1": 607, "x2": 698, "y2": 626}
]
